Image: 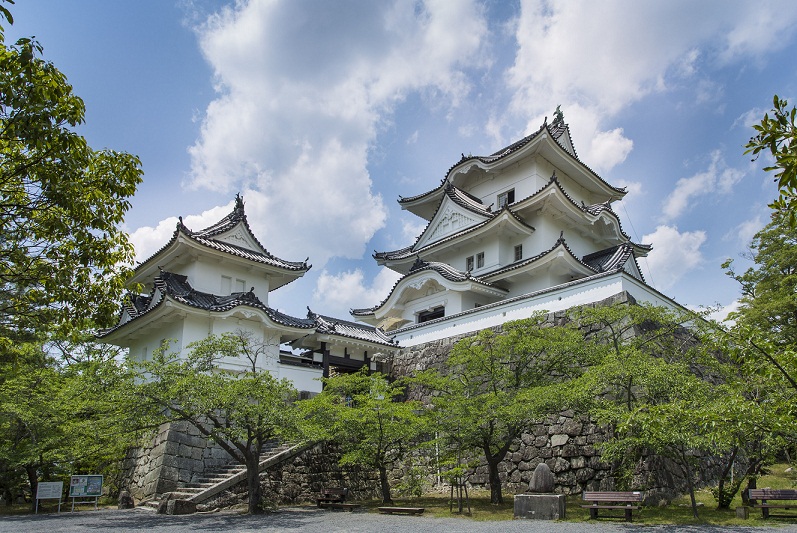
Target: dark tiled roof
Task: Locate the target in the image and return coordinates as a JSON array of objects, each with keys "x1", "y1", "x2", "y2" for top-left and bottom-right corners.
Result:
[
  {"x1": 481, "y1": 232, "x2": 593, "y2": 280},
  {"x1": 583, "y1": 243, "x2": 648, "y2": 283},
  {"x1": 400, "y1": 112, "x2": 625, "y2": 207},
  {"x1": 351, "y1": 258, "x2": 501, "y2": 317},
  {"x1": 99, "y1": 270, "x2": 314, "y2": 337},
  {"x1": 307, "y1": 309, "x2": 396, "y2": 346},
  {"x1": 137, "y1": 194, "x2": 310, "y2": 274},
  {"x1": 374, "y1": 205, "x2": 533, "y2": 262}
]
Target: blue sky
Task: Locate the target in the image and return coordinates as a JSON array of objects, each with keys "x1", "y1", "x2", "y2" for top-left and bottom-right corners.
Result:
[{"x1": 8, "y1": 1, "x2": 797, "y2": 320}]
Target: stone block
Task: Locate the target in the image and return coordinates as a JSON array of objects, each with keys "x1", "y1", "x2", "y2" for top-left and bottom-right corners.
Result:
[
  {"x1": 550, "y1": 434, "x2": 569, "y2": 447},
  {"x1": 735, "y1": 506, "x2": 749, "y2": 519},
  {"x1": 514, "y1": 494, "x2": 566, "y2": 520},
  {"x1": 167, "y1": 499, "x2": 197, "y2": 515},
  {"x1": 534, "y1": 436, "x2": 549, "y2": 447}
]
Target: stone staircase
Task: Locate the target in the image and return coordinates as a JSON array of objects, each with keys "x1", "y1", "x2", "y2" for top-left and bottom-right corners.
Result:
[{"x1": 143, "y1": 441, "x2": 308, "y2": 509}]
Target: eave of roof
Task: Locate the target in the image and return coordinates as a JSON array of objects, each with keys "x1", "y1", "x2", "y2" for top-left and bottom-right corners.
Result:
[
  {"x1": 99, "y1": 270, "x2": 315, "y2": 339},
  {"x1": 132, "y1": 195, "x2": 310, "y2": 283},
  {"x1": 351, "y1": 259, "x2": 506, "y2": 317},
  {"x1": 307, "y1": 309, "x2": 397, "y2": 347},
  {"x1": 374, "y1": 206, "x2": 534, "y2": 263}
]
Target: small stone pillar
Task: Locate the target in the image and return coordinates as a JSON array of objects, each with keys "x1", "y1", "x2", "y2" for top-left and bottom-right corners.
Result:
[{"x1": 514, "y1": 463, "x2": 566, "y2": 520}]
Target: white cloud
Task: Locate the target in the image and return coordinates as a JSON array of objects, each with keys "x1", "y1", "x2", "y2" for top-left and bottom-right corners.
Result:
[
  {"x1": 313, "y1": 268, "x2": 402, "y2": 318},
  {"x1": 732, "y1": 106, "x2": 768, "y2": 130},
  {"x1": 129, "y1": 202, "x2": 235, "y2": 263},
  {"x1": 502, "y1": 1, "x2": 797, "y2": 173},
  {"x1": 708, "y1": 300, "x2": 741, "y2": 324},
  {"x1": 723, "y1": 214, "x2": 765, "y2": 246},
  {"x1": 662, "y1": 150, "x2": 744, "y2": 220},
  {"x1": 642, "y1": 225, "x2": 706, "y2": 290},
  {"x1": 186, "y1": 0, "x2": 488, "y2": 266}
]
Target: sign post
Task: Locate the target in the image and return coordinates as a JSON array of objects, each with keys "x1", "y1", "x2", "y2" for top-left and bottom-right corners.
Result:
[
  {"x1": 35, "y1": 481, "x2": 63, "y2": 513},
  {"x1": 69, "y1": 475, "x2": 103, "y2": 511}
]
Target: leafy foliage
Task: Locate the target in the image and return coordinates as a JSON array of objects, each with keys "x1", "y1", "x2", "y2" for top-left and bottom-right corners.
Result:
[
  {"x1": 419, "y1": 313, "x2": 588, "y2": 504},
  {"x1": 0, "y1": 24, "x2": 142, "y2": 340},
  {"x1": 301, "y1": 368, "x2": 426, "y2": 504},
  {"x1": 745, "y1": 95, "x2": 797, "y2": 221},
  {"x1": 0, "y1": 336, "x2": 140, "y2": 508},
  {"x1": 135, "y1": 332, "x2": 301, "y2": 514}
]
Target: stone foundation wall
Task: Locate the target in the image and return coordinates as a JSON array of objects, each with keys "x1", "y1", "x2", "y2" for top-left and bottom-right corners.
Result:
[
  {"x1": 121, "y1": 421, "x2": 231, "y2": 500},
  {"x1": 198, "y1": 442, "x2": 380, "y2": 509}
]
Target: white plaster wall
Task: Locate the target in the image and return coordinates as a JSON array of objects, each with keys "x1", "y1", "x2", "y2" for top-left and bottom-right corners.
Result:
[
  {"x1": 278, "y1": 364, "x2": 322, "y2": 393},
  {"x1": 393, "y1": 273, "x2": 682, "y2": 347},
  {"x1": 178, "y1": 259, "x2": 271, "y2": 302}
]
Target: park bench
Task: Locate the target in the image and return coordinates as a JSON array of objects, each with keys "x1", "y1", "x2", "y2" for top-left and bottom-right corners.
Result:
[
  {"x1": 581, "y1": 491, "x2": 644, "y2": 521},
  {"x1": 377, "y1": 506, "x2": 425, "y2": 515},
  {"x1": 748, "y1": 489, "x2": 797, "y2": 518},
  {"x1": 316, "y1": 487, "x2": 349, "y2": 508}
]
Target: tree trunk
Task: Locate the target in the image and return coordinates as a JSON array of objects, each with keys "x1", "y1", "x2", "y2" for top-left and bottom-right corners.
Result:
[
  {"x1": 487, "y1": 457, "x2": 503, "y2": 504},
  {"x1": 378, "y1": 466, "x2": 392, "y2": 504},
  {"x1": 245, "y1": 451, "x2": 263, "y2": 514},
  {"x1": 25, "y1": 464, "x2": 37, "y2": 513},
  {"x1": 715, "y1": 446, "x2": 739, "y2": 509},
  {"x1": 677, "y1": 450, "x2": 699, "y2": 519}
]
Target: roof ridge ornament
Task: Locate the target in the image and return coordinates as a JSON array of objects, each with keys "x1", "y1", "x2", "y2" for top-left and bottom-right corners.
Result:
[
  {"x1": 557, "y1": 230, "x2": 566, "y2": 244},
  {"x1": 553, "y1": 105, "x2": 564, "y2": 125}
]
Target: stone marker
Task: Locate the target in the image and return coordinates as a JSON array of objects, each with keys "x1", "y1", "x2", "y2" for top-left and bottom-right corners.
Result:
[
  {"x1": 514, "y1": 463, "x2": 566, "y2": 520},
  {"x1": 529, "y1": 463, "x2": 555, "y2": 493},
  {"x1": 118, "y1": 490, "x2": 135, "y2": 509}
]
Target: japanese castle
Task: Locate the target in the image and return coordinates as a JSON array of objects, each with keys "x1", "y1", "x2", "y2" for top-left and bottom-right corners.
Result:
[{"x1": 101, "y1": 110, "x2": 680, "y2": 393}]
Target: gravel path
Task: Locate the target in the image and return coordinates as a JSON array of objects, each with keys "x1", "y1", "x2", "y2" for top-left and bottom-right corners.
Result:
[{"x1": 2, "y1": 507, "x2": 797, "y2": 533}]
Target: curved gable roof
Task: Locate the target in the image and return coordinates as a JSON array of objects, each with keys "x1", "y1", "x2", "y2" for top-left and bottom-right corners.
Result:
[
  {"x1": 351, "y1": 258, "x2": 506, "y2": 318},
  {"x1": 100, "y1": 270, "x2": 315, "y2": 340},
  {"x1": 133, "y1": 195, "x2": 310, "y2": 284},
  {"x1": 374, "y1": 205, "x2": 534, "y2": 265}
]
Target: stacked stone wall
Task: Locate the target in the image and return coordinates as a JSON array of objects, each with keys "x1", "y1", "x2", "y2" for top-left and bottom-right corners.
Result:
[
  {"x1": 198, "y1": 442, "x2": 380, "y2": 510},
  {"x1": 121, "y1": 421, "x2": 231, "y2": 500}
]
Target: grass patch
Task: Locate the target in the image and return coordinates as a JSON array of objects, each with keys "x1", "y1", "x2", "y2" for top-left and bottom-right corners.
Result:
[{"x1": 349, "y1": 463, "x2": 797, "y2": 525}]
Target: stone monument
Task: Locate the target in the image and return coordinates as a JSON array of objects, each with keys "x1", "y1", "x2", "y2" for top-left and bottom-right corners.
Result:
[{"x1": 513, "y1": 463, "x2": 567, "y2": 520}]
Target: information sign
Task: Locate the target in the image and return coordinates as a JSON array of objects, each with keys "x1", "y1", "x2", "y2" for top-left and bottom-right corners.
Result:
[
  {"x1": 69, "y1": 475, "x2": 103, "y2": 497},
  {"x1": 35, "y1": 481, "x2": 63, "y2": 513}
]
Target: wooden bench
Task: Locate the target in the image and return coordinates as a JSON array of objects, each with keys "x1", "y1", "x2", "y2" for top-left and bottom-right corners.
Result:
[
  {"x1": 377, "y1": 506, "x2": 425, "y2": 515},
  {"x1": 581, "y1": 491, "x2": 643, "y2": 521},
  {"x1": 316, "y1": 487, "x2": 348, "y2": 508},
  {"x1": 318, "y1": 502, "x2": 359, "y2": 511},
  {"x1": 748, "y1": 489, "x2": 797, "y2": 518}
]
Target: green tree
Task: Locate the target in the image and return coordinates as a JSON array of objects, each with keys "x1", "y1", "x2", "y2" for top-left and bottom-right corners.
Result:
[
  {"x1": 745, "y1": 95, "x2": 797, "y2": 220},
  {"x1": 575, "y1": 303, "x2": 743, "y2": 519},
  {"x1": 0, "y1": 335, "x2": 140, "y2": 509},
  {"x1": 301, "y1": 368, "x2": 426, "y2": 504},
  {"x1": 420, "y1": 313, "x2": 588, "y2": 504},
  {"x1": 723, "y1": 212, "x2": 797, "y2": 388},
  {"x1": 135, "y1": 332, "x2": 301, "y2": 514},
  {"x1": 0, "y1": 14, "x2": 142, "y2": 340}
]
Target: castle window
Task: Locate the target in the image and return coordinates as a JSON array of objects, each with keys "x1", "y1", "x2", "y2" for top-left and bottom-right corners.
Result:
[
  {"x1": 221, "y1": 275, "x2": 232, "y2": 295},
  {"x1": 476, "y1": 252, "x2": 484, "y2": 268},
  {"x1": 466, "y1": 255, "x2": 474, "y2": 271},
  {"x1": 498, "y1": 189, "x2": 515, "y2": 208},
  {"x1": 514, "y1": 244, "x2": 523, "y2": 261},
  {"x1": 418, "y1": 306, "x2": 444, "y2": 323},
  {"x1": 235, "y1": 278, "x2": 246, "y2": 293}
]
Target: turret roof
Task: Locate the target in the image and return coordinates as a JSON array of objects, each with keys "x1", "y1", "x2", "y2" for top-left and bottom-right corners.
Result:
[
  {"x1": 135, "y1": 194, "x2": 310, "y2": 276},
  {"x1": 399, "y1": 112, "x2": 625, "y2": 208},
  {"x1": 101, "y1": 270, "x2": 314, "y2": 338}
]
